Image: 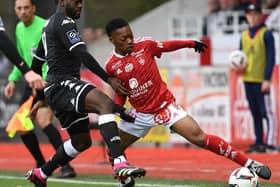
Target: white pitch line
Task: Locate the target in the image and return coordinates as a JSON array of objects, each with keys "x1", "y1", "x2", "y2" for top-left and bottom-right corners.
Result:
[{"x1": 0, "y1": 175, "x2": 196, "y2": 187}]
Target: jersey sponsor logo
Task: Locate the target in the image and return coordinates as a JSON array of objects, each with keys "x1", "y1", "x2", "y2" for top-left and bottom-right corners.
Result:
[
  {"x1": 129, "y1": 78, "x2": 138, "y2": 89},
  {"x1": 129, "y1": 79, "x2": 153, "y2": 98},
  {"x1": 61, "y1": 17, "x2": 75, "y2": 26},
  {"x1": 66, "y1": 29, "x2": 81, "y2": 44},
  {"x1": 125, "y1": 63, "x2": 133, "y2": 72}
]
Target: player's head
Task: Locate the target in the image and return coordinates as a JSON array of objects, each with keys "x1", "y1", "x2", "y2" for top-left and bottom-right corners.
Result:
[
  {"x1": 14, "y1": 0, "x2": 36, "y2": 26},
  {"x1": 245, "y1": 4, "x2": 263, "y2": 27},
  {"x1": 105, "y1": 18, "x2": 134, "y2": 56},
  {"x1": 57, "y1": 0, "x2": 83, "y2": 19}
]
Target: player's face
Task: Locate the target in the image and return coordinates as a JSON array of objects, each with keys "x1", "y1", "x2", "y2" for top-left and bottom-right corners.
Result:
[
  {"x1": 245, "y1": 11, "x2": 262, "y2": 27},
  {"x1": 65, "y1": 0, "x2": 83, "y2": 19},
  {"x1": 14, "y1": 0, "x2": 36, "y2": 26},
  {"x1": 110, "y1": 26, "x2": 134, "y2": 56}
]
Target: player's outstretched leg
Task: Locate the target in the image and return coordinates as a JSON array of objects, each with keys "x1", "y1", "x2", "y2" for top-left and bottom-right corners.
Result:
[
  {"x1": 204, "y1": 134, "x2": 272, "y2": 180},
  {"x1": 172, "y1": 116, "x2": 272, "y2": 180},
  {"x1": 26, "y1": 168, "x2": 47, "y2": 187}
]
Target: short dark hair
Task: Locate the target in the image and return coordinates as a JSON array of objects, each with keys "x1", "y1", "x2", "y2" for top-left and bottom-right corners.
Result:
[
  {"x1": 54, "y1": 0, "x2": 58, "y2": 5},
  {"x1": 15, "y1": 0, "x2": 37, "y2": 5},
  {"x1": 105, "y1": 18, "x2": 129, "y2": 37}
]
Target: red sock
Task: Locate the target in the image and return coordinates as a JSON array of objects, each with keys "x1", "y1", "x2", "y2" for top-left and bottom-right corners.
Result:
[{"x1": 204, "y1": 134, "x2": 248, "y2": 166}]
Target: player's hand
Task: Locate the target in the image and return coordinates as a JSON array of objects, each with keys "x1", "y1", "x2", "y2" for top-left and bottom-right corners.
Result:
[
  {"x1": 261, "y1": 80, "x2": 270, "y2": 93},
  {"x1": 193, "y1": 41, "x2": 208, "y2": 53},
  {"x1": 24, "y1": 70, "x2": 47, "y2": 90},
  {"x1": 29, "y1": 100, "x2": 46, "y2": 120},
  {"x1": 234, "y1": 67, "x2": 246, "y2": 74},
  {"x1": 4, "y1": 81, "x2": 16, "y2": 99},
  {"x1": 114, "y1": 104, "x2": 135, "y2": 123},
  {"x1": 107, "y1": 77, "x2": 131, "y2": 96}
]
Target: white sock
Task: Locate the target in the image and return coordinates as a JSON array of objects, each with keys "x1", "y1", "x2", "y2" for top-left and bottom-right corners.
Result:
[
  {"x1": 244, "y1": 158, "x2": 253, "y2": 167},
  {"x1": 114, "y1": 155, "x2": 127, "y2": 165},
  {"x1": 63, "y1": 140, "x2": 80, "y2": 158}
]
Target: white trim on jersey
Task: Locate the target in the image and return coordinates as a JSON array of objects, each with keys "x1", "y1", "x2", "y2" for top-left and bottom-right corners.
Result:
[
  {"x1": 33, "y1": 54, "x2": 46, "y2": 61},
  {"x1": 69, "y1": 41, "x2": 85, "y2": 51}
]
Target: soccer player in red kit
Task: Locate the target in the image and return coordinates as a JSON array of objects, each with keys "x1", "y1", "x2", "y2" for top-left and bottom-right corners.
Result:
[{"x1": 104, "y1": 18, "x2": 272, "y2": 187}]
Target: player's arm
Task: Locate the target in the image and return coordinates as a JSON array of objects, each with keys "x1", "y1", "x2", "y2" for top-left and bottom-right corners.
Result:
[
  {"x1": 30, "y1": 39, "x2": 46, "y2": 100},
  {"x1": 31, "y1": 39, "x2": 45, "y2": 77},
  {"x1": 264, "y1": 30, "x2": 275, "y2": 81},
  {"x1": 0, "y1": 30, "x2": 29, "y2": 74},
  {"x1": 159, "y1": 40, "x2": 208, "y2": 53},
  {"x1": 72, "y1": 45, "x2": 109, "y2": 81},
  {"x1": 114, "y1": 93, "x2": 126, "y2": 106}
]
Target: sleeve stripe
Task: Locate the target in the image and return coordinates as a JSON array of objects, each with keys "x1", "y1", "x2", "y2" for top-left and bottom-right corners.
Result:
[{"x1": 69, "y1": 42, "x2": 85, "y2": 51}]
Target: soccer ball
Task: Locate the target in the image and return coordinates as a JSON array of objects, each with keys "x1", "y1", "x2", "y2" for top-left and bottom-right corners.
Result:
[
  {"x1": 228, "y1": 167, "x2": 259, "y2": 187},
  {"x1": 228, "y1": 50, "x2": 248, "y2": 71}
]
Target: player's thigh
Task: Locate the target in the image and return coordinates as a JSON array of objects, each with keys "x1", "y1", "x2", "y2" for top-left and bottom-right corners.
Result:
[
  {"x1": 36, "y1": 107, "x2": 54, "y2": 128},
  {"x1": 84, "y1": 88, "x2": 114, "y2": 114},
  {"x1": 119, "y1": 129, "x2": 139, "y2": 150},
  {"x1": 171, "y1": 115, "x2": 205, "y2": 147}
]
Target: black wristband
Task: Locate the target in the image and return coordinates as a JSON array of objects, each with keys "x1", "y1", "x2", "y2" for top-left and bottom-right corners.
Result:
[{"x1": 18, "y1": 62, "x2": 30, "y2": 74}]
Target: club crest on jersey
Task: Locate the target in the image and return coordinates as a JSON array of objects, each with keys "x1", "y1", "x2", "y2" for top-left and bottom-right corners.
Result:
[
  {"x1": 66, "y1": 29, "x2": 81, "y2": 44},
  {"x1": 125, "y1": 63, "x2": 133, "y2": 72},
  {"x1": 129, "y1": 78, "x2": 138, "y2": 89}
]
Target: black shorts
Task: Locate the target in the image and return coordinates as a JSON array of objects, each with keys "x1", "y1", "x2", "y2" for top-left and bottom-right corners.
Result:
[{"x1": 44, "y1": 78, "x2": 95, "y2": 129}]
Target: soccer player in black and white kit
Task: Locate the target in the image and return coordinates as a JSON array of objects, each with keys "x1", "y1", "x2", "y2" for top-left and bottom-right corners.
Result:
[
  {"x1": 26, "y1": 0, "x2": 145, "y2": 186},
  {"x1": 0, "y1": 16, "x2": 45, "y2": 89}
]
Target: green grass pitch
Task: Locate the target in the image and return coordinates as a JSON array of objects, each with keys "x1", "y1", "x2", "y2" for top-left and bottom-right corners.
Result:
[{"x1": 0, "y1": 170, "x2": 277, "y2": 187}]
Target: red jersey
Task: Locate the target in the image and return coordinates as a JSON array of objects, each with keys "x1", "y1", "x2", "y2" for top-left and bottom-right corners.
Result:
[{"x1": 106, "y1": 37, "x2": 175, "y2": 113}]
